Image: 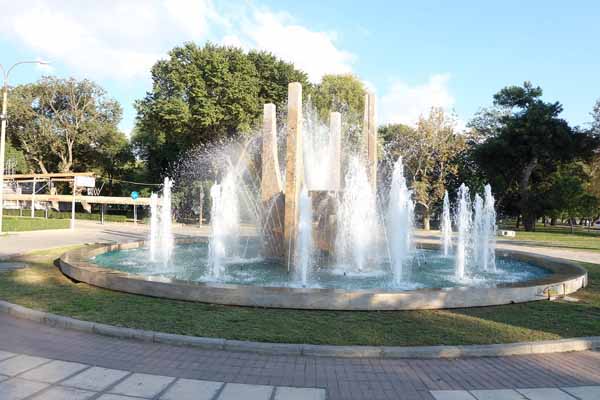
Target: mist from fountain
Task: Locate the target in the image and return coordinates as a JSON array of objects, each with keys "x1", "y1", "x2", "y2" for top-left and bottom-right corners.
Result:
[
  {"x1": 335, "y1": 156, "x2": 378, "y2": 272},
  {"x1": 159, "y1": 177, "x2": 174, "y2": 266},
  {"x1": 149, "y1": 193, "x2": 159, "y2": 262},
  {"x1": 303, "y1": 103, "x2": 335, "y2": 191},
  {"x1": 295, "y1": 187, "x2": 313, "y2": 286},
  {"x1": 454, "y1": 183, "x2": 472, "y2": 280},
  {"x1": 441, "y1": 191, "x2": 452, "y2": 257},
  {"x1": 482, "y1": 184, "x2": 497, "y2": 272},
  {"x1": 472, "y1": 193, "x2": 484, "y2": 269},
  {"x1": 208, "y1": 171, "x2": 240, "y2": 279},
  {"x1": 387, "y1": 157, "x2": 414, "y2": 284}
]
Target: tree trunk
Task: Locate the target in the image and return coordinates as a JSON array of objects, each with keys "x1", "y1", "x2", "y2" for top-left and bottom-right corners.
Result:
[
  {"x1": 550, "y1": 217, "x2": 557, "y2": 226},
  {"x1": 518, "y1": 158, "x2": 538, "y2": 232},
  {"x1": 570, "y1": 217, "x2": 574, "y2": 234},
  {"x1": 516, "y1": 215, "x2": 521, "y2": 229},
  {"x1": 523, "y1": 213, "x2": 536, "y2": 232},
  {"x1": 423, "y1": 208, "x2": 431, "y2": 231}
]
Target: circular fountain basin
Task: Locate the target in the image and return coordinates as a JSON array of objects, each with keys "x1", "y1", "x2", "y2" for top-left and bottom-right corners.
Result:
[{"x1": 59, "y1": 238, "x2": 588, "y2": 310}]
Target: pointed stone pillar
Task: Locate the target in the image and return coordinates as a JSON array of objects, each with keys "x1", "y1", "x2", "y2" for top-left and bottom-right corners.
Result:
[
  {"x1": 330, "y1": 112, "x2": 342, "y2": 191},
  {"x1": 284, "y1": 82, "x2": 304, "y2": 267},
  {"x1": 362, "y1": 93, "x2": 377, "y2": 192},
  {"x1": 261, "y1": 103, "x2": 285, "y2": 259},
  {"x1": 261, "y1": 104, "x2": 283, "y2": 201}
]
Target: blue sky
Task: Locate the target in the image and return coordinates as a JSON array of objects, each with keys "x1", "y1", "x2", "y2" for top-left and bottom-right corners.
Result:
[{"x1": 1, "y1": 0, "x2": 598, "y2": 135}]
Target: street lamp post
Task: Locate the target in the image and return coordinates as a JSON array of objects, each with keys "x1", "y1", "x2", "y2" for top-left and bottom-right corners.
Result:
[{"x1": 0, "y1": 60, "x2": 49, "y2": 233}]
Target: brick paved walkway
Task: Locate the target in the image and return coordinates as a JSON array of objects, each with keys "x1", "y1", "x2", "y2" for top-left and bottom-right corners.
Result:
[{"x1": 1, "y1": 313, "x2": 599, "y2": 400}]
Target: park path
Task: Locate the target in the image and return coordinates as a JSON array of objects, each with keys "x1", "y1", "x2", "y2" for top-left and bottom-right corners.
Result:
[
  {"x1": 0, "y1": 313, "x2": 599, "y2": 400},
  {"x1": 1, "y1": 223, "x2": 600, "y2": 399}
]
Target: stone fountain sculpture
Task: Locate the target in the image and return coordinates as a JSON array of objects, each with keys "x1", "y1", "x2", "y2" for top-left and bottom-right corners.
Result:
[{"x1": 260, "y1": 82, "x2": 377, "y2": 264}]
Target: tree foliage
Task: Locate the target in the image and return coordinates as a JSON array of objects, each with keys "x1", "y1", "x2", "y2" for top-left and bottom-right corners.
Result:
[
  {"x1": 380, "y1": 108, "x2": 466, "y2": 229},
  {"x1": 7, "y1": 77, "x2": 125, "y2": 174},
  {"x1": 133, "y1": 42, "x2": 310, "y2": 181},
  {"x1": 312, "y1": 74, "x2": 365, "y2": 122},
  {"x1": 471, "y1": 82, "x2": 597, "y2": 231},
  {"x1": 592, "y1": 98, "x2": 600, "y2": 136}
]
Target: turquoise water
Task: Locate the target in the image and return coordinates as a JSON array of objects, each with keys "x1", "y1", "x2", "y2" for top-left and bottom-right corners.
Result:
[{"x1": 92, "y1": 242, "x2": 551, "y2": 291}]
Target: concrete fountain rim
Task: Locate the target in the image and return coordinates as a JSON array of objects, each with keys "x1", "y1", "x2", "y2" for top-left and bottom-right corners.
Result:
[{"x1": 58, "y1": 238, "x2": 588, "y2": 311}]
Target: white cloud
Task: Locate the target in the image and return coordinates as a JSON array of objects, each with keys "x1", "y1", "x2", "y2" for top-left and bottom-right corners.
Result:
[
  {"x1": 379, "y1": 74, "x2": 456, "y2": 126},
  {"x1": 0, "y1": 1, "x2": 354, "y2": 83},
  {"x1": 235, "y1": 9, "x2": 354, "y2": 82}
]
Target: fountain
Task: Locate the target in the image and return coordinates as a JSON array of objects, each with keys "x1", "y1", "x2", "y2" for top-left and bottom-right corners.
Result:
[
  {"x1": 482, "y1": 184, "x2": 497, "y2": 272},
  {"x1": 387, "y1": 157, "x2": 414, "y2": 284},
  {"x1": 454, "y1": 184, "x2": 472, "y2": 280},
  {"x1": 67, "y1": 81, "x2": 588, "y2": 311},
  {"x1": 295, "y1": 187, "x2": 313, "y2": 286},
  {"x1": 208, "y1": 171, "x2": 240, "y2": 278},
  {"x1": 441, "y1": 191, "x2": 452, "y2": 257},
  {"x1": 159, "y1": 177, "x2": 174, "y2": 265},
  {"x1": 149, "y1": 193, "x2": 159, "y2": 262},
  {"x1": 335, "y1": 157, "x2": 379, "y2": 272}
]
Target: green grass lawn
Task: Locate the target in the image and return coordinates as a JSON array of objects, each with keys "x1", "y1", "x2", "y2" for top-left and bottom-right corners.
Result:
[
  {"x1": 498, "y1": 223, "x2": 600, "y2": 252},
  {"x1": 3, "y1": 217, "x2": 70, "y2": 232},
  {"x1": 0, "y1": 246, "x2": 597, "y2": 346}
]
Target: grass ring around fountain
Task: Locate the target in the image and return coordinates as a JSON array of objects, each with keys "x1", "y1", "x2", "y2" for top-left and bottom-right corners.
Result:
[{"x1": 58, "y1": 238, "x2": 588, "y2": 311}]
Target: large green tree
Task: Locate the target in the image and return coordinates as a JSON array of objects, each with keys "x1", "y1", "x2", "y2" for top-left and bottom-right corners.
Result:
[
  {"x1": 8, "y1": 77, "x2": 125, "y2": 174},
  {"x1": 380, "y1": 108, "x2": 466, "y2": 229},
  {"x1": 312, "y1": 74, "x2": 366, "y2": 122},
  {"x1": 133, "y1": 42, "x2": 309, "y2": 181},
  {"x1": 472, "y1": 82, "x2": 596, "y2": 231}
]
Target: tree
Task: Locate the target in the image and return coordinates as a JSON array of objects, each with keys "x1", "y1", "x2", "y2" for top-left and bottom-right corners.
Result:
[
  {"x1": 380, "y1": 108, "x2": 466, "y2": 229},
  {"x1": 592, "y1": 98, "x2": 600, "y2": 136},
  {"x1": 541, "y1": 163, "x2": 598, "y2": 232},
  {"x1": 133, "y1": 42, "x2": 309, "y2": 181},
  {"x1": 4, "y1": 141, "x2": 28, "y2": 174},
  {"x1": 312, "y1": 74, "x2": 366, "y2": 122},
  {"x1": 8, "y1": 77, "x2": 124, "y2": 173},
  {"x1": 472, "y1": 82, "x2": 596, "y2": 231}
]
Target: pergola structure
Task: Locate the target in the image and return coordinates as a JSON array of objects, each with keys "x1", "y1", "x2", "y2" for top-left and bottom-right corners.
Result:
[{"x1": 1, "y1": 172, "x2": 156, "y2": 226}]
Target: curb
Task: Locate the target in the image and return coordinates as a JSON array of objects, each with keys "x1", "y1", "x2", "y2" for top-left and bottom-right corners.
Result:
[{"x1": 1, "y1": 300, "x2": 599, "y2": 359}]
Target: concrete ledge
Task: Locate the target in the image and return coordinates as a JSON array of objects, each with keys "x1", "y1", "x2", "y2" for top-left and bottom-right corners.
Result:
[
  {"x1": 57, "y1": 240, "x2": 589, "y2": 311},
  {"x1": 1, "y1": 299, "x2": 598, "y2": 359}
]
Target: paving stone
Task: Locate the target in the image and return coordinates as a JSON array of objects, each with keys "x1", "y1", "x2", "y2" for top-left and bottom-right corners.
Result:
[
  {"x1": 431, "y1": 390, "x2": 477, "y2": 400},
  {"x1": 96, "y1": 395, "x2": 141, "y2": 400},
  {"x1": 516, "y1": 388, "x2": 576, "y2": 400},
  {"x1": 217, "y1": 383, "x2": 274, "y2": 400},
  {"x1": 274, "y1": 386, "x2": 327, "y2": 400},
  {"x1": 0, "y1": 355, "x2": 50, "y2": 376},
  {"x1": 561, "y1": 386, "x2": 600, "y2": 400},
  {"x1": 109, "y1": 372, "x2": 175, "y2": 398},
  {"x1": 0, "y1": 377, "x2": 48, "y2": 400},
  {"x1": 20, "y1": 360, "x2": 88, "y2": 383},
  {"x1": 159, "y1": 378, "x2": 223, "y2": 400},
  {"x1": 30, "y1": 386, "x2": 96, "y2": 400},
  {"x1": 470, "y1": 389, "x2": 526, "y2": 400},
  {"x1": 62, "y1": 366, "x2": 130, "y2": 391},
  {"x1": 0, "y1": 350, "x2": 15, "y2": 361}
]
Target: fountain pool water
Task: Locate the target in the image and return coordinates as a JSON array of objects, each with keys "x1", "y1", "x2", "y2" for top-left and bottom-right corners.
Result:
[{"x1": 93, "y1": 241, "x2": 550, "y2": 291}]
